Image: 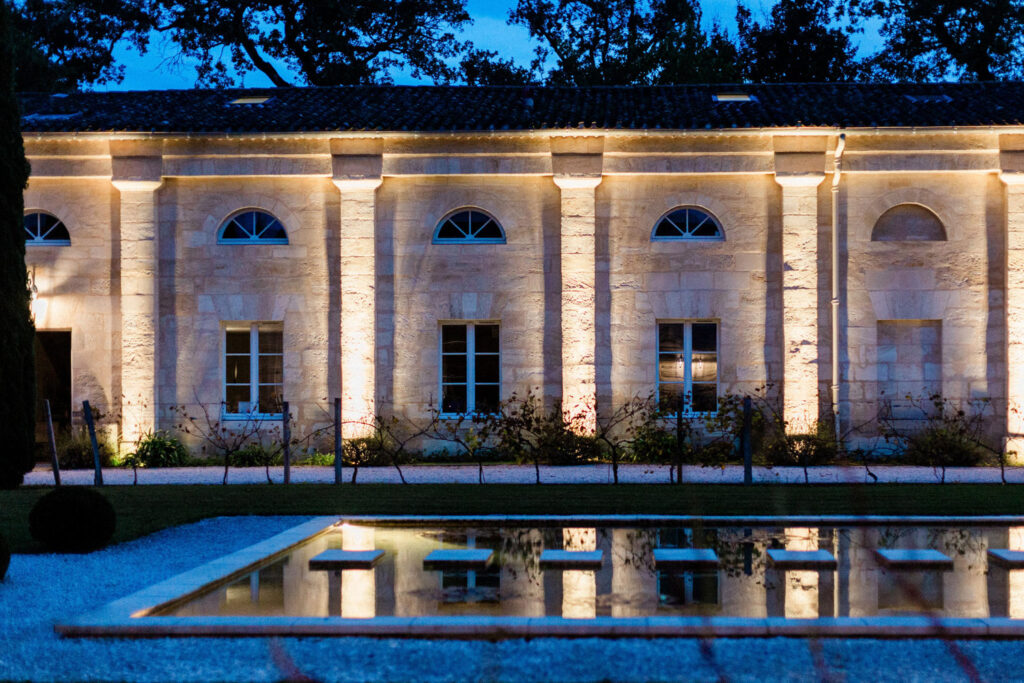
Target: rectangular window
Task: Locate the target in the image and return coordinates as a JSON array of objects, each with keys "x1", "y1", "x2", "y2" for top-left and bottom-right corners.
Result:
[
  {"x1": 657, "y1": 321, "x2": 718, "y2": 414},
  {"x1": 224, "y1": 323, "x2": 283, "y2": 417},
  {"x1": 440, "y1": 322, "x2": 500, "y2": 415}
]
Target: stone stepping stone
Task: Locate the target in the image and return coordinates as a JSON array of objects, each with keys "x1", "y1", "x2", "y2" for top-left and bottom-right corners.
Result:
[
  {"x1": 766, "y1": 549, "x2": 837, "y2": 570},
  {"x1": 539, "y1": 549, "x2": 604, "y2": 569},
  {"x1": 874, "y1": 548, "x2": 953, "y2": 570},
  {"x1": 988, "y1": 549, "x2": 1024, "y2": 569},
  {"x1": 653, "y1": 548, "x2": 719, "y2": 571},
  {"x1": 308, "y1": 549, "x2": 384, "y2": 570},
  {"x1": 423, "y1": 549, "x2": 494, "y2": 570}
]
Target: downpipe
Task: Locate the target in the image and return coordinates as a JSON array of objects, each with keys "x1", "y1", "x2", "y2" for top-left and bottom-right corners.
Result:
[{"x1": 831, "y1": 133, "x2": 846, "y2": 443}]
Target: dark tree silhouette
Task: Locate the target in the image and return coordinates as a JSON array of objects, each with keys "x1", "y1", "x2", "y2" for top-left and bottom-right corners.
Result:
[
  {"x1": 0, "y1": 0, "x2": 35, "y2": 488},
  {"x1": 736, "y1": 0, "x2": 865, "y2": 82},
  {"x1": 851, "y1": 0, "x2": 1024, "y2": 81}
]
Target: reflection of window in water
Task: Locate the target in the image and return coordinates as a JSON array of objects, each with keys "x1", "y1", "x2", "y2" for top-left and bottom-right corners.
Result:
[
  {"x1": 877, "y1": 570, "x2": 944, "y2": 614},
  {"x1": 437, "y1": 532, "x2": 501, "y2": 604},
  {"x1": 657, "y1": 527, "x2": 720, "y2": 607}
]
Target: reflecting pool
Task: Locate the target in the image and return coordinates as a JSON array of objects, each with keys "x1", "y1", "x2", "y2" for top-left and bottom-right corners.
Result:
[{"x1": 159, "y1": 523, "x2": 1024, "y2": 620}]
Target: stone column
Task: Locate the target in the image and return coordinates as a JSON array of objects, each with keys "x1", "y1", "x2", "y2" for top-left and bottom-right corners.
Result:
[
  {"x1": 111, "y1": 142, "x2": 163, "y2": 445},
  {"x1": 332, "y1": 139, "x2": 383, "y2": 438},
  {"x1": 1001, "y1": 169, "x2": 1024, "y2": 463},
  {"x1": 562, "y1": 527, "x2": 597, "y2": 618},
  {"x1": 552, "y1": 137, "x2": 603, "y2": 432},
  {"x1": 775, "y1": 168, "x2": 825, "y2": 434}
]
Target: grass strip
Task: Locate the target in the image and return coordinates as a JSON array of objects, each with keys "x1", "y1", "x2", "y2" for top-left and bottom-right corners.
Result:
[{"x1": 2, "y1": 483, "x2": 1023, "y2": 553}]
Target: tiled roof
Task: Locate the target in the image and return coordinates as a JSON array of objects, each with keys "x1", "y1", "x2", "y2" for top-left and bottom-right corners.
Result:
[{"x1": 17, "y1": 82, "x2": 1024, "y2": 134}]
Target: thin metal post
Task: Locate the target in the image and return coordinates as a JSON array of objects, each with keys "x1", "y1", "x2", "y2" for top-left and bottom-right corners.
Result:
[
  {"x1": 282, "y1": 401, "x2": 291, "y2": 485},
  {"x1": 82, "y1": 400, "x2": 102, "y2": 486},
  {"x1": 742, "y1": 396, "x2": 753, "y2": 485},
  {"x1": 334, "y1": 398, "x2": 342, "y2": 485},
  {"x1": 45, "y1": 399, "x2": 60, "y2": 487},
  {"x1": 675, "y1": 393, "x2": 684, "y2": 485}
]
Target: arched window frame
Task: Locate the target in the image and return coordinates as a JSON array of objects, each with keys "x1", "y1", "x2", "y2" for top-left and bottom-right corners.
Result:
[
  {"x1": 24, "y1": 211, "x2": 71, "y2": 246},
  {"x1": 870, "y1": 203, "x2": 947, "y2": 242},
  {"x1": 651, "y1": 206, "x2": 725, "y2": 242},
  {"x1": 217, "y1": 209, "x2": 289, "y2": 245},
  {"x1": 432, "y1": 207, "x2": 507, "y2": 245}
]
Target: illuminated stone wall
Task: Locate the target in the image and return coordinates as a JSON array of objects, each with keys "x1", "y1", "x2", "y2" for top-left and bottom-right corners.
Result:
[{"x1": 18, "y1": 129, "x2": 1020, "y2": 456}]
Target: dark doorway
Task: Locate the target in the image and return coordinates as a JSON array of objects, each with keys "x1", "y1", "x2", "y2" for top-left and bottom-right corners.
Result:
[{"x1": 35, "y1": 331, "x2": 71, "y2": 451}]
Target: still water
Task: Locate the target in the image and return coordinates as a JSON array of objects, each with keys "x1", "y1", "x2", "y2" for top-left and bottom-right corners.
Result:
[{"x1": 161, "y1": 523, "x2": 1024, "y2": 620}]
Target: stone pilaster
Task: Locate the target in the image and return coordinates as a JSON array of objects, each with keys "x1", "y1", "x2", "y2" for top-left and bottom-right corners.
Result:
[
  {"x1": 552, "y1": 137, "x2": 603, "y2": 432},
  {"x1": 332, "y1": 139, "x2": 383, "y2": 438},
  {"x1": 1001, "y1": 167, "x2": 1024, "y2": 464},
  {"x1": 111, "y1": 141, "x2": 163, "y2": 445},
  {"x1": 775, "y1": 170, "x2": 825, "y2": 434}
]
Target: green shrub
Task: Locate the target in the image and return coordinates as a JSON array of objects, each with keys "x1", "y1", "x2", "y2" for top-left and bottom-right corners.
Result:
[
  {"x1": 132, "y1": 430, "x2": 190, "y2": 468},
  {"x1": 0, "y1": 532, "x2": 9, "y2": 581},
  {"x1": 762, "y1": 423, "x2": 837, "y2": 468},
  {"x1": 29, "y1": 488, "x2": 116, "y2": 552},
  {"x1": 56, "y1": 431, "x2": 115, "y2": 470},
  {"x1": 295, "y1": 451, "x2": 335, "y2": 466},
  {"x1": 231, "y1": 443, "x2": 282, "y2": 467},
  {"x1": 900, "y1": 426, "x2": 985, "y2": 468},
  {"x1": 539, "y1": 430, "x2": 602, "y2": 466},
  {"x1": 343, "y1": 437, "x2": 407, "y2": 467},
  {"x1": 628, "y1": 424, "x2": 679, "y2": 464}
]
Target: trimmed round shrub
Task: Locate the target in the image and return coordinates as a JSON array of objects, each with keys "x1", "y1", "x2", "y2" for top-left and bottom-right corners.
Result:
[
  {"x1": 29, "y1": 488, "x2": 116, "y2": 552},
  {"x1": 900, "y1": 427, "x2": 985, "y2": 468},
  {"x1": 231, "y1": 443, "x2": 282, "y2": 467},
  {"x1": 0, "y1": 532, "x2": 9, "y2": 581},
  {"x1": 133, "y1": 430, "x2": 190, "y2": 467}
]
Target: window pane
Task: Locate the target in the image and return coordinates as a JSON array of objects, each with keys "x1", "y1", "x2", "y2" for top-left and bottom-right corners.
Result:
[
  {"x1": 449, "y1": 211, "x2": 472, "y2": 236},
  {"x1": 475, "y1": 220, "x2": 503, "y2": 239},
  {"x1": 475, "y1": 354, "x2": 499, "y2": 384},
  {"x1": 225, "y1": 355, "x2": 250, "y2": 383},
  {"x1": 259, "y1": 330, "x2": 283, "y2": 354},
  {"x1": 258, "y1": 385, "x2": 283, "y2": 414},
  {"x1": 658, "y1": 383, "x2": 685, "y2": 412},
  {"x1": 691, "y1": 384, "x2": 717, "y2": 412},
  {"x1": 437, "y1": 221, "x2": 463, "y2": 239},
  {"x1": 442, "y1": 355, "x2": 467, "y2": 383},
  {"x1": 692, "y1": 352, "x2": 717, "y2": 382},
  {"x1": 442, "y1": 325, "x2": 467, "y2": 353},
  {"x1": 692, "y1": 323, "x2": 717, "y2": 352},
  {"x1": 221, "y1": 221, "x2": 248, "y2": 240},
  {"x1": 476, "y1": 385, "x2": 500, "y2": 413},
  {"x1": 658, "y1": 353, "x2": 686, "y2": 381},
  {"x1": 225, "y1": 385, "x2": 250, "y2": 413},
  {"x1": 475, "y1": 325, "x2": 499, "y2": 353},
  {"x1": 659, "y1": 324, "x2": 684, "y2": 352},
  {"x1": 442, "y1": 385, "x2": 467, "y2": 413},
  {"x1": 226, "y1": 330, "x2": 250, "y2": 354},
  {"x1": 259, "y1": 355, "x2": 283, "y2": 384}
]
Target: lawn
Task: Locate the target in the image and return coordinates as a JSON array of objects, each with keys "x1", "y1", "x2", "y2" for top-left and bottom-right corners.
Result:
[{"x1": 3, "y1": 483, "x2": 1024, "y2": 553}]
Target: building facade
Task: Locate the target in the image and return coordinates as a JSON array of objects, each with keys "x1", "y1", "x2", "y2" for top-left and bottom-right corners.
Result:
[{"x1": 18, "y1": 84, "x2": 1024, "y2": 458}]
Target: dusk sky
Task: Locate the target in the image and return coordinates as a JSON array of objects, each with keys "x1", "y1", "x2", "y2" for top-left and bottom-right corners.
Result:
[{"x1": 101, "y1": 0, "x2": 772, "y2": 90}]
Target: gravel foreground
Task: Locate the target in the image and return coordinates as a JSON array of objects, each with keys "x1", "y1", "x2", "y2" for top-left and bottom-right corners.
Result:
[{"x1": 2, "y1": 516, "x2": 1024, "y2": 682}]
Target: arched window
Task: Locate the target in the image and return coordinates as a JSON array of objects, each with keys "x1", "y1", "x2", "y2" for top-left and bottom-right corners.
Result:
[
  {"x1": 24, "y1": 212, "x2": 70, "y2": 245},
  {"x1": 218, "y1": 210, "x2": 288, "y2": 244},
  {"x1": 433, "y1": 208, "x2": 506, "y2": 244},
  {"x1": 652, "y1": 207, "x2": 724, "y2": 241},
  {"x1": 871, "y1": 204, "x2": 946, "y2": 241}
]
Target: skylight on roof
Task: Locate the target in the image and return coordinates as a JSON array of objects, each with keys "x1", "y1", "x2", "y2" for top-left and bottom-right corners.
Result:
[
  {"x1": 904, "y1": 94, "x2": 952, "y2": 103},
  {"x1": 713, "y1": 93, "x2": 754, "y2": 103},
  {"x1": 229, "y1": 96, "x2": 271, "y2": 105}
]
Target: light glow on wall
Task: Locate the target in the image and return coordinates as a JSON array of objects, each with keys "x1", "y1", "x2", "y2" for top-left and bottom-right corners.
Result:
[
  {"x1": 562, "y1": 527, "x2": 597, "y2": 619},
  {"x1": 342, "y1": 524, "x2": 376, "y2": 618}
]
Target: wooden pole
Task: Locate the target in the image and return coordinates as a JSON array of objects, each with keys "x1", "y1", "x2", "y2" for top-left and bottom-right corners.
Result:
[
  {"x1": 44, "y1": 399, "x2": 60, "y2": 487},
  {"x1": 282, "y1": 401, "x2": 291, "y2": 485},
  {"x1": 82, "y1": 400, "x2": 103, "y2": 486},
  {"x1": 334, "y1": 397, "x2": 342, "y2": 485},
  {"x1": 743, "y1": 396, "x2": 753, "y2": 485}
]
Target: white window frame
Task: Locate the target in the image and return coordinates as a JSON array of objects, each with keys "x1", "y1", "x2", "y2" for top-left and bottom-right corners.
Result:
[
  {"x1": 222, "y1": 322, "x2": 284, "y2": 420},
  {"x1": 656, "y1": 320, "x2": 719, "y2": 416},
  {"x1": 439, "y1": 321, "x2": 501, "y2": 417},
  {"x1": 217, "y1": 209, "x2": 289, "y2": 245}
]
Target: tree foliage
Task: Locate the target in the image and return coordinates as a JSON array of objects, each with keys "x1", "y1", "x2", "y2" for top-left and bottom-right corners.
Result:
[
  {"x1": 736, "y1": 0, "x2": 864, "y2": 82},
  {"x1": 850, "y1": 0, "x2": 1024, "y2": 81},
  {"x1": 504, "y1": 0, "x2": 738, "y2": 85},
  {"x1": 7, "y1": 0, "x2": 152, "y2": 92},
  {"x1": 149, "y1": 0, "x2": 471, "y2": 86},
  {"x1": 0, "y1": 0, "x2": 34, "y2": 488}
]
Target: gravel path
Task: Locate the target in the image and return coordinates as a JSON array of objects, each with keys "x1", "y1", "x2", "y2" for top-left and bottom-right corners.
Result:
[
  {"x1": 2, "y1": 516, "x2": 1024, "y2": 682},
  {"x1": 22, "y1": 463, "x2": 1024, "y2": 486}
]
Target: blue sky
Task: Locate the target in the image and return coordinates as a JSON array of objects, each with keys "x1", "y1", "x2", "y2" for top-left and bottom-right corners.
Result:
[{"x1": 102, "y1": 0, "x2": 854, "y2": 90}]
